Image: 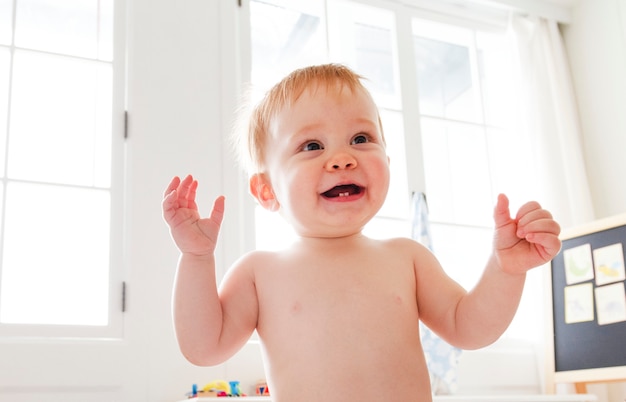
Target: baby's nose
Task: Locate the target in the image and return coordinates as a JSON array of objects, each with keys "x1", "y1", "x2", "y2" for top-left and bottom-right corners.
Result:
[{"x1": 325, "y1": 152, "x2": 357, "y2": 171}]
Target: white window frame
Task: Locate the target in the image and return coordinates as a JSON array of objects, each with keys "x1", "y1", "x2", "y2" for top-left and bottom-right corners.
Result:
[{"x1": 0, "y1": 0, "x2": 127, "y2": 340}]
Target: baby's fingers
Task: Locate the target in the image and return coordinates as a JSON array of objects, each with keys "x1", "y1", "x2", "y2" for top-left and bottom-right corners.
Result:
[
  {"x1": 162, "y1": 187, "x2": 180, "y2": 223},
  {"x1": 162, "y1": 175, "x2": 199, "y2": 223},
  {"x1": 177, "y1": 175, "x2": 197, "y2": 209},
  {"x1": 525, "y1": 231, "x2": 562, "y2": 261},
  {"x1": 515, "y1": 201, "x2": 554, "y2": 231},
  {"x1": 514, "y1": 200, "x2": 546, "y2": 222},
  {"x1": 209, "y1": 196, "x2": 226, "y2": 228},
  {"x1": 164, "y1": 176, "x2": 182, "y2": 198},
  {"x1": 517, "y1": 210, "x2": 560, "y2": 239},
  {"x1": 194, "y1": 196, "x2": 226, "y2": 248},
  {"x1": 185, "y1": 178, "x2": 199, "y2": 210}
]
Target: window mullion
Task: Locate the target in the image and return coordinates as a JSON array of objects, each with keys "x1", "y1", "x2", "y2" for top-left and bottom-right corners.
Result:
[{"x1": 394, "y1": 7, "x2": 425, "y2": 197}]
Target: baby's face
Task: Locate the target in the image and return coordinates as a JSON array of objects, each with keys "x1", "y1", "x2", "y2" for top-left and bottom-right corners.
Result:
[{"x1": 261, "y1": 83, "x2": 390, "y2": 238}]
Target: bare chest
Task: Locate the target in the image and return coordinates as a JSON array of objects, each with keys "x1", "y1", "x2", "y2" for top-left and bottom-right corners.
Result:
[{"x1": 255, "y1": 251, "x2": 418, "y2": 341}]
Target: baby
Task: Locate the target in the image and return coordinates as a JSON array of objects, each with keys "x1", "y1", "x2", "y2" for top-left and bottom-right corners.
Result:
[{"x1": 162, "y1": 64, "x2": 561, "y2": 401}]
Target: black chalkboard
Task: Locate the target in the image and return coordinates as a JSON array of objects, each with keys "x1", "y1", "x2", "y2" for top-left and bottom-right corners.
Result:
[{"x1": 549, "y1": 217, "x2": 626, "y2": 375}]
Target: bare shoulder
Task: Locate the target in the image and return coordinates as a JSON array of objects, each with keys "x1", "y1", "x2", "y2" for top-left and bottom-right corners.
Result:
[
  {"x1": 374, "y1": 237, "x2": 446, "y2": 277},
  {"x1": 374, "y1": 236, "x2": 433, "y2": 257},
  {"x1": 232, "y1": 248, "x2": 285, "y2": 268},
  {"x1": 225, "y1": 248, "x2": 289, "y2": 281}
]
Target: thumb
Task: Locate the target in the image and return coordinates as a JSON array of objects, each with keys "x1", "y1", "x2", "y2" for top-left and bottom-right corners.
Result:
[
  {"x1": 493, "y1": 193, "x2": 512, "y2": 228},
  {"x1": 210, "y1": 195, "x2": 226, "y2": 227}
]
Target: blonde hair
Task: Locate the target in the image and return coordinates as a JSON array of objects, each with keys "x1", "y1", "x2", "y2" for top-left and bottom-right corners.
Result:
[{"x1": 234, "y1": 63, "x2": 383, "y2": 174}]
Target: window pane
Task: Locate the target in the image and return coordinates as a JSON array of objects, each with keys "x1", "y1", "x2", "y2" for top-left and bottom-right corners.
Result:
[
  {"x1": 354, "y1": 22, "x2": 395, "y2": 100},
  {"x1": 420, "y1": 117, "x2": 493, "y2": 226},
  {"x1": 328, "y1": 1, "x2": 400, "y2": 110},
  {"x1": 486, "y1": 126, "x2": 534, "y2": 203},
  {"x1": 14, "y1": 0, "x2": 112, "y2": 60},
  {"x1": 8, "y1": 50, "x2": 112, "y2": 187},
  {"x1": 378, "y1": 109, "x2": 409, "y2": 220},
  {"x1": 0, "y1": 182, "x2": 110, "y2": 326},
  {"x1": 250, "y1": 0, "x2": 326, "y2": 89},
  {"x1": 476, "y1": 32, "x2": 517, "y2": 128},
  {"x1": 413, "y1": 19, "x2": 482, "y2": 123},
  {"x1": 0, "y1": 48, "x2": 9, "y2": 177},
  {"x1": 98, "y1": 0, "x2": 114, "y2": 61},
  {"x1": 430, "y1": 223, "x2": 492, "y2": 290},
  {"x1": 0, "y1": 0, "x2": 12, "y2": 45}
]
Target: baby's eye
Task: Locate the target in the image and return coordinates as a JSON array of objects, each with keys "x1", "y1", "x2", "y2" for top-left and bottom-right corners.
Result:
[
  {"x1": 301, "y1": 141, "x2": 323, "y2": 151},
  {"x1": 351, "y1": 134, "x2": 371, "y2": 145}
]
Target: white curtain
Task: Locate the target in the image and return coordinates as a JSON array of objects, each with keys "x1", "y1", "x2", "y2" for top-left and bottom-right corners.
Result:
[
  {"x1": 510, "y1": 15, "x2": 595, "y2": 229},
  {"x1": 508, "y1": 16, "x2": 597, "y2": 393}
]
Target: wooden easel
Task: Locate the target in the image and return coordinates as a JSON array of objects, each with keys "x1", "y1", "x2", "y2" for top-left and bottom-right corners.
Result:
[
  {"x1": 574, "y1": 383, "x2": 588, "y2": 394},
  {"x1": 573, "y1": 379, "x2": 626, "y2": 394}
]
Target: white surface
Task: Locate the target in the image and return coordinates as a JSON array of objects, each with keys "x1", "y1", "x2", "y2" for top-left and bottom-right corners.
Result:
[
  {"x1": 433, "y1": 395, "x2": 597, "y2": 401},
  {"x1": 178, "y1": 394, "x2": 597, "y2": 402},
  {"x1": 179, "y1": 398, "x2": 271, "y2": 401}
]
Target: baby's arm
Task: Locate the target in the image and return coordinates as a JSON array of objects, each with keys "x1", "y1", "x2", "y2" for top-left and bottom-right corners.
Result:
[
  {"x1": 163, "y1": 175, "x2": 257, "y2": 365},
  {"x1": 418, "y1": 194, "x2": 561, "y2": 349}
]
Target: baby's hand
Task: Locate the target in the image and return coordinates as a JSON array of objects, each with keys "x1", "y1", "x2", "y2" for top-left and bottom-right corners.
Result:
[
  {"x1": 492, "y1": 194, "x2": 561, "y2": 275},
  {"x1": 162, "y1": 175, "x2": 225, "y2": 257}
]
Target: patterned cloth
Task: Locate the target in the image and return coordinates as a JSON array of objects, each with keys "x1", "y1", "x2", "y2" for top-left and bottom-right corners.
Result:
[
  {"x1": 420, "y1": 321, "x2": 463, "y2": 394},
  {"x1": 410, "y1": 192, "x2": 462, "y2": 395}
]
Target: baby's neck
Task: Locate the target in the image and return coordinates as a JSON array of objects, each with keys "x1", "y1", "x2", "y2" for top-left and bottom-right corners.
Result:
[{"x1": 293, "y1": 231, "x2": 370, "y2": 251}]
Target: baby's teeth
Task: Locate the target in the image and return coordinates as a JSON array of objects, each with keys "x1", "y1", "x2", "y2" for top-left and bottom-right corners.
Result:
[{"x1": 340, "y1": 192, "x2": 349, "y2": 197}]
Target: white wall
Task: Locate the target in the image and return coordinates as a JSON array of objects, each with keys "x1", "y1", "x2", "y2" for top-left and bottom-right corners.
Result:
[
  {"x1": 557, "y1": 0, "x2": 626, "y2": 399},
  {"x1": 562, "y1": 0, "x2": 626, "y2": 219},
  {"x1": 125, "y1": 0, "x2": 262, "y2": 400}
]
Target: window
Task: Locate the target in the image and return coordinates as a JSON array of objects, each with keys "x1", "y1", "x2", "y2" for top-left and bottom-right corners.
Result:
[
  {"x1": 0, "y1": 0, "x2": 123, "y2": 338},
  {"x1": 249, "y1": 0, "x2": 538, "y2": 341},
  {"x1": 411, "y1": 18, "x2": 532, "y2": 291}
]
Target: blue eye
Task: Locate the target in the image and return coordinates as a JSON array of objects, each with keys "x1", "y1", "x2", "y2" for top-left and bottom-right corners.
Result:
[
  {"x1": 351, "y1": 134, "x2": 370, "y2": 145},
  {"x1": 302, "y1": 141, "x2": 323, "y2": 151}
]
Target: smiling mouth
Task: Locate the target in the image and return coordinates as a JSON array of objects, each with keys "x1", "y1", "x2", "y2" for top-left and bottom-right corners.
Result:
[{"x1": 321, "y1": 184, "x2": 363, "y2": 198}]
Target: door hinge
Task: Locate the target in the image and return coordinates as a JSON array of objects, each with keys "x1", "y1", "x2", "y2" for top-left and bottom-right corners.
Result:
[
  {"x1": 124, "y1": 110, "x2": 129, "y2": 139},
  {"x1": 122, "y1": 281, "x2": 127, "y2": 312}
]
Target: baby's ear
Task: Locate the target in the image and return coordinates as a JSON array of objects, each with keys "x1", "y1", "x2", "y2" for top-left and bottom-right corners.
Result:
[{"x1": 249, "y1": 173, "x2": 280, "y2": 212}]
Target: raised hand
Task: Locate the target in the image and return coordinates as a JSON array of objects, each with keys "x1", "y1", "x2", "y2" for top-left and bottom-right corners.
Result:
[
  {"x1": 492, "y1": 194, "x2": 561, "y2": 275},
  {"x1": 162, "y1": 175, "x2": 225, "y2": 257}
]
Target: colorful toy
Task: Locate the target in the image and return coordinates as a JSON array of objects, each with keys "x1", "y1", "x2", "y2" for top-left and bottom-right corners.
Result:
[
  {"x1": 255, "y1": 379, "x2": 270, "y2": 396},
  {"x1": 187, "y1": 380, "x2": 249, "y2": 398},
  {"x1": 203, "y1": 380, "x2": 230, "y2": 394}
]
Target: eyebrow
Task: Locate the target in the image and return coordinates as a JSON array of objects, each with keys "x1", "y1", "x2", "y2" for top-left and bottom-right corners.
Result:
[
  {"x1": 293, "y1": 117, "x2": 379, "y2": 137},
  {"x1": 291, "y1": 123, "x2": 324, "y2": 139}
]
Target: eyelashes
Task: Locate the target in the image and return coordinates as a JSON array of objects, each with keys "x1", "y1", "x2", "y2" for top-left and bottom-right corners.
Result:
[
  {"x1": 351, "y1": 133, "x2": 371, "y2": 145},
  {"x1": 298, "y1": 133, "x2": 374, "y2": 152},
  {"x1": 301, "y1": 141, "x2": 323, "y2": 152}
]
